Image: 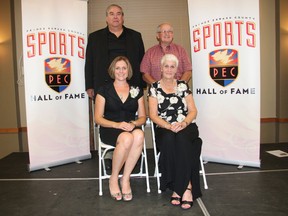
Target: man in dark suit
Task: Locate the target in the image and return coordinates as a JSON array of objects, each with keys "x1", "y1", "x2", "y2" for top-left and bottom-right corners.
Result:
[
  {"x1": 85, "y1": 4, "x2": 145, "y2": 99},
  {"x1": 85, "y1": 4, "x2": 145, "y2": 170}
]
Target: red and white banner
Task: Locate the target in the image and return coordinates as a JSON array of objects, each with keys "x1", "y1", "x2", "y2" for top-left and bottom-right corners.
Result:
[
  {"x1": 21, "y1": 0, "x2": 91, "y2": 171},
  {"x1": 188, "y1": 0, "x2": 260, "y2": 167}
]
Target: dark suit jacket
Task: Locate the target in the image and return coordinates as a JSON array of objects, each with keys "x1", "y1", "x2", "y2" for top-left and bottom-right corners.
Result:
[{"x1": 85, "y1": 26, "x2": 145, "y2": 95}]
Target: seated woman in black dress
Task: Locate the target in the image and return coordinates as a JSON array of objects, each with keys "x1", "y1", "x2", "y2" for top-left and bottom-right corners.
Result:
[
  {"x1": 94, "y1": 56, "x2": 146, "y2": 202},
  {"x1": 148, "y1": 54, "x2": 202, "y2": 210}
]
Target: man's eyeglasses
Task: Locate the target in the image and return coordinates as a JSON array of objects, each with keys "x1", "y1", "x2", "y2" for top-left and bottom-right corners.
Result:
[{"x1": 158, "y1": 30, "x2": 173, "y2": 34}]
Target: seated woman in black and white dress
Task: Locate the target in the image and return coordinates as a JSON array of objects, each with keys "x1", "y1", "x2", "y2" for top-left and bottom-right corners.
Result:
[{"x1": 148, "y1": 54, "x2": 202, "y2": 210}]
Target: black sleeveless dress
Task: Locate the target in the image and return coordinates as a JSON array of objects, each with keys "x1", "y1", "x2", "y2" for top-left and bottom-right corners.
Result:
[{"x1": 97, "y1": 82, "x2": 143, "y2": 146}]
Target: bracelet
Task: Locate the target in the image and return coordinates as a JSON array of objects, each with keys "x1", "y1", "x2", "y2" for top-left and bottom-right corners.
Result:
[
  {"x1": 183, "y1": 121, "x2": 189, "y2": 126},
  {"x1": 129, "y1": 121, "x2": 137, "y2": 127},
  {"x1": 164, "y1": 123, "x2": 170, "y2": 129}
]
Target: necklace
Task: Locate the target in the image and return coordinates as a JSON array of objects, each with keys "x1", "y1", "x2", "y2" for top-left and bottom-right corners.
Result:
[{"x1": 114, "y1": 82, "x2": 128, "y2": 101}]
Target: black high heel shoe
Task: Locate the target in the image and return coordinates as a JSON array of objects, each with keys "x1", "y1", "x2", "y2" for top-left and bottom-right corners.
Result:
[
  {"x1": 181, "y1": 188, "x2": 193, "y2": 210},
  {"x1": 170, "y1": 196, "x2": 181, "y2": 206}
]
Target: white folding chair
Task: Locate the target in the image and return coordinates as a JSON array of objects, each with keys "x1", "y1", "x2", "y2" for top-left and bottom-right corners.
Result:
[
  {"x1": 149, "y1": 120, "x2": 208, "y2": 194},
  {"x1": 97, "y1": 124, "x2": 151, "y2": 196}
]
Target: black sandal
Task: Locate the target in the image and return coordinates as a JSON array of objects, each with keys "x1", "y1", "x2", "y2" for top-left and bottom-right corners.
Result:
[
  {"x1": 170, "y1": 196, "x2": 181, "y2": 206},
  {"x1": 181, "y1": 188, "x2": 193, "y2": 210}
]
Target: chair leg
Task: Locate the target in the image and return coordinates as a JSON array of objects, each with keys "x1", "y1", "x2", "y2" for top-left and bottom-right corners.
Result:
[
  {"x1": 200, "y1": 155, "x2": 208, "y2": 189},
  {"x1": 155, "y1": 153, "x2": 161, "y2": 194},
  {"x1": 99, "y1": 149, "x2": 103, "y2": 196},
  {"x1": 142, "y1": 144, "x2": 151, "y2": 193},
  {"x1": 150, "y1": 121, "x2": 162, "y2": 194},
  {"x1": 138, "y1": 152, "x2": 144, "y2": 175}
]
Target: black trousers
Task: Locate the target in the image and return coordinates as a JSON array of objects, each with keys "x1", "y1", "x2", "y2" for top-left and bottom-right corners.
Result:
[{"x1": 155, "y1": 123, "x2": 202, "y2": 199}]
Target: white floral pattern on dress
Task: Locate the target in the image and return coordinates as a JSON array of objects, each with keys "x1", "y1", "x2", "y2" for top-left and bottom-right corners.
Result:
[
  {"x1": 148, "y1": 80, "x2": 192, "y2": 124},
  {"x1": 169, "y1": 96, "x2": 178, "y2": 104},
  {"x1": 129, "y1": 86, "x2": 140, "y2": 98},
  {"x1": 177, "y1": 83, "x2": 188, "y2": 95},
  {"x1": 157, "y1": 94, "x2": 165, "y2": 104}
]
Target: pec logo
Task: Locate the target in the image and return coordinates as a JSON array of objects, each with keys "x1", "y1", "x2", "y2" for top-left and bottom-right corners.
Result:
[
  {"x1": 209, "y1": 49, "x2": 238, "y2": 87},
  {"x1": 45, "y1": 57, "x2": 71, "y2": 93}
]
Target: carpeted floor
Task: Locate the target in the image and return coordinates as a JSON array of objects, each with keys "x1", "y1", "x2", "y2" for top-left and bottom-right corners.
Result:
[{"x1": 0, "y1": 144, "x2": 287, "y2": 216}]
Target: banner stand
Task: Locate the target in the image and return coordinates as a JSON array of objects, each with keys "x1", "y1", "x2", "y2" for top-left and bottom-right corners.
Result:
[
  {"x1": 188, "y1": 0, "x2": 261, "y2": 168},
  {"x1": 28, "y1": 154, "x2": 91, "y2": 172},
  {"x1": 22, "y1": 0, "x2": 91, "y2": 172}
]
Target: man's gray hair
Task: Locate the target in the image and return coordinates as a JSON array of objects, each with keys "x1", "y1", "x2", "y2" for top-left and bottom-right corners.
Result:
[{"x1": 106, "y1": 4, "x2": 124, "y2": 16}]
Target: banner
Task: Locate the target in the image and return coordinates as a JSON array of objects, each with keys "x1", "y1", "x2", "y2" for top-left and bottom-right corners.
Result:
[
  {"x1": 22, "y1": 0, "x2": 91, "y2": 171},
  {"x1": 188, "y1": 0, "x2": 260, "y2": 167}
]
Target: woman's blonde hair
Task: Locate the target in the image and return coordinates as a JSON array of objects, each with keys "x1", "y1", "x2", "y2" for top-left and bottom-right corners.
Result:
[{"x1": 108, "y1": 56, "x2": 133, "y2": 80}]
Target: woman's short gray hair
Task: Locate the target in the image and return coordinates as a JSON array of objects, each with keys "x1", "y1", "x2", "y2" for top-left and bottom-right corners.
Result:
[{"x1": 161, "y1": 54, "x2": 179, "y2": 68}]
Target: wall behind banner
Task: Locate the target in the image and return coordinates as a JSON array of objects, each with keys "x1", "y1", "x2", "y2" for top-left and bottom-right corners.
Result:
[{"x1": 0, "y1": 0, "x2": 287, "y2": 159}]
